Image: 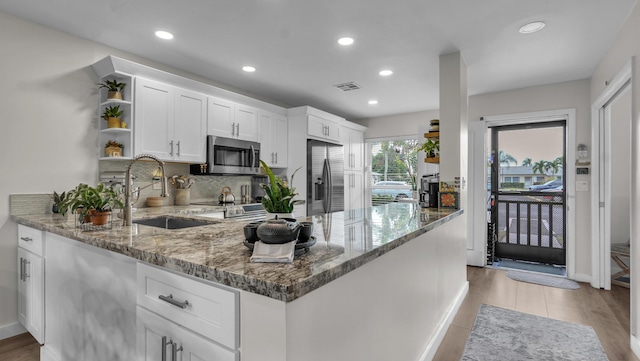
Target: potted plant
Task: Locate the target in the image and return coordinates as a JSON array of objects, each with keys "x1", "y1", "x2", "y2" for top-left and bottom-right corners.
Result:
[
  {"x1": 259, "y1": 160, "x2": 301, "y2": 217},
  {"x1": 58, "y1": 183, "x2": 123, "y2": 225},
  {"x1": 418, "y1": 139, "x2": 440, "y2": 160},
  {"x1": 98, "y1": 79, "x2": 126, "y2": 100},
  {"x1": 102, "y1": 105, "x2": 124, "y2": 128},
  {"x1": 50, "y1": 191, "x2": 67, "y2": 214},
  {"x1": 104, "y1": 140, "x2": 124, "y2": 157}
]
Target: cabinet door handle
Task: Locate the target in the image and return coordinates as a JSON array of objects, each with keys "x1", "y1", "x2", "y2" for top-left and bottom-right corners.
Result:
[
  {"x1": 23, "y1": 259, "x2": 30, "y2": 280},
  {"x1": 19, "y1": 257, "x2": 24, "y2": 282},
  {"x1": 20, "y1": 236, "x2": 33, "y2": 242},
  {"x1": 161, "y1": 336, "x2": 173, "y2": 361},
  {"x1": 275, "y1": 152, "x2": 278, "y2": 164},
  {"x1": 176, "y1": 141, "x2": 181, "y2": 157},
  {"x1": 236, "y1": 123, "x2": 240, "y2": 136},
  {"x1": 171, "y1": 342, "x2": 183, "y2": 361},
  {"x1": 159, "y1": 294, "x2": 189, "y2": 309},
  {"x1": 169, "y1": 141, "x2": 174, "y2": 156}
]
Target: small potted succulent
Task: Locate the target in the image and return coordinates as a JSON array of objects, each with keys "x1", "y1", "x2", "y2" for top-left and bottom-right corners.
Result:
[
  {"x1": 102, "y1": 105, "x2": 124, "y2": 128},
  {"x1": 50, "y1": 191, "x2": 67, "y2": 214},
  {"x1": 104, "y1": 140, "x2": 124, "y2": 157},
  {"x1": 98, "y1": 79, "x2": 126, "y2": 100}
]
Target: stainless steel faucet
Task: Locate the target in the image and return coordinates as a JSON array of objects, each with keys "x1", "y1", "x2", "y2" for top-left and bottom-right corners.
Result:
[{"x1": 123, "y1": 154, "x2": 168, "y2": 226}]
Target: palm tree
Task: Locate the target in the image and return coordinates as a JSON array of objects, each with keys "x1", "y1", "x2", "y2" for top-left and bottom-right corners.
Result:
[
  {"x1": 532, "y1": 160, "x2": 547, "y2": 176},
  {"x1": 498, "y1": 151, "x2": 517, "y2": 167},
  {"x1": 522, "y1": 157, "x2": 532, "y2": 167}
]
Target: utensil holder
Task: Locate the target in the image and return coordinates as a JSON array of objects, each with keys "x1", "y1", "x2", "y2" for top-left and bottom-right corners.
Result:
[{"x1": 175, "y1": 189, "x2": 190, "y2": 206}]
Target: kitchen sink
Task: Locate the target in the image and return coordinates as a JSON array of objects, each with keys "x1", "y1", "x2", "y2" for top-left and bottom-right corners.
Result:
[{"x1": 133, "y1": 216, "x2": 217, "y2": 230}]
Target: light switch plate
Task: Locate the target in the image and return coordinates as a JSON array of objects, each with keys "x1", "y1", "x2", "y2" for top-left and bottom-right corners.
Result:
[{"x1": 576, "y1": 180, "x2": 589, "y2": 192}]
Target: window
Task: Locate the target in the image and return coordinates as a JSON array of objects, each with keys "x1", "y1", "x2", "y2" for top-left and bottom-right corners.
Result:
[{"x1": 369, "y1": 138, "x2": 418, "y2": 204}]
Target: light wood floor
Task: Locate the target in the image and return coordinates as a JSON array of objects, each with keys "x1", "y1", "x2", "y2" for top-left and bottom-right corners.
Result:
[
  {"x1": 434, "y1": 266, "x2": 637, "y2": 361},
  {"x1": 0, "y1": 266, "x2": 636, "y2": 361}
]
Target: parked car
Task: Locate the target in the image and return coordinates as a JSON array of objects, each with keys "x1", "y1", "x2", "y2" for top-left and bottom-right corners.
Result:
[
  {"x1": 371, "y1": 181, "x2": 412, "y2": 200},
  {"x1": 529, "y1": 179, "x2": 563, "y2": 191},
  {"x1": 541, "y1": 185, "x2": 564, "y2": 202}
]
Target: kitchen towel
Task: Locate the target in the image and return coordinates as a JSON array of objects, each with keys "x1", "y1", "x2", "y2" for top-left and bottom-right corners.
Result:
[{"x1": 250, "y1": 241, "x2": 296, "y2": 263}]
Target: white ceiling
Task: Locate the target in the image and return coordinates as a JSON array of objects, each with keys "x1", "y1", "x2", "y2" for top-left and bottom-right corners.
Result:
[{"x1": 0, "y1": 0, "x2": 636, "y2": 120}]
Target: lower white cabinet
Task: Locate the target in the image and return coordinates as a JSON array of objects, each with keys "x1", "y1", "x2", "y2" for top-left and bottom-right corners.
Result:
[
  {"x1": 137, "y1": 306, "x2": 238, "y2": 361},
  {"x1": 136, "y1": 263, "x2": 240, "y2": 360},
  {"x1": 17, "y1": 247, "x2": 44, "y2": 344}
]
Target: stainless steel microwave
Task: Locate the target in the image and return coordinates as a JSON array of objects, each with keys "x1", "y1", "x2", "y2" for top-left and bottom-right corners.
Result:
[{"x1": 190, "y1": 136, "x2": 260, "y2": 175}]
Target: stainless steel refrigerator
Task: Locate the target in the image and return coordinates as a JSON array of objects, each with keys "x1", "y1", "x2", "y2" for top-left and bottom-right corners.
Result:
[{"x1": 307, "y1": 139, "x2": 344, "y2": 216}]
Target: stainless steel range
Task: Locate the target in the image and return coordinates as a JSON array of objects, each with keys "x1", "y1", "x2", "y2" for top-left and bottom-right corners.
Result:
[{"x1": 192, "y1": 202, "x2": 266, "y2": 222}]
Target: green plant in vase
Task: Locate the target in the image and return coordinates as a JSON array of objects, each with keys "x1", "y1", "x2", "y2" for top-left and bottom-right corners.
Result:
[
  {"x1": 259, "y1": 160, "x2": 301, "y2": 214},
  {"x1": 417, "y1": 139, "x2": 440, "y2": 158},
  {"x1": 98, "y1": 79, "x2": 126, "y2": 100},
  {"x1": 102, "y1": 105, "x2": 124, "y2": 128}
]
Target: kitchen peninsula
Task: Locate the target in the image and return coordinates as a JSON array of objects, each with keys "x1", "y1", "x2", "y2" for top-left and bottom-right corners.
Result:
[{"x1": 13, "y1": 203, "x2": 467, "y2": 361}]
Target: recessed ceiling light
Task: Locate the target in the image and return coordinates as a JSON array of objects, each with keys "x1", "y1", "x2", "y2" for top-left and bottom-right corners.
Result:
[
  {"x1": 155, "y1": 30, "x2": 174, "y2": 40},
  {"x1": 242, "y1": 66, "x2": 256, "y2": 72},
  {"x1": 368, "y1": 100, "x2": 378, "y2": 105},
  {"x1": 338, "y1": 37, "x2": 354, "y2": 46},
  {"x1": 519, "y1": 21, "x2": 546, "y2": 34},
  {"x1": 379, "y1": 70, "x2": 393, "y2": 76}
]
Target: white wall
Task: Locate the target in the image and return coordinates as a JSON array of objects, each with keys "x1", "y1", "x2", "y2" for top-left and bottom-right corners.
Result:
[
  {"x1": 469, "y1": 79, "x2": 592, "y2": 277},
  {"x1": 353, "y1": 109, "x2": 440, "y2": 140},
  {"x1": 358, "y1": 79, "x2": 592, "y2": 275},
  {"x1": 0, "y1": 11, "x2": 282, "y2": 336},
  {"x1": 588, "y1": 1, "x2": 640, "y2": 348}
]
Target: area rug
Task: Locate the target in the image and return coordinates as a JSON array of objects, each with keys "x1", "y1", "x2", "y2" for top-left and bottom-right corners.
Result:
[
  {"x1": 461, "y1": 304, "x2": 608, "y2": 361},
  {"x1": 507, "y1": 270, "x2": 580, "y2": 290}
]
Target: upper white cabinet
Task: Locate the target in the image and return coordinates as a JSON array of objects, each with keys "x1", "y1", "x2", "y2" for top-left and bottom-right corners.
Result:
[
  {"x1": 259, "y1": 111, "x2": 288, "y2": 168},
  {"x1": 135, "y1": 77, "x2": 206, "y2": 163},
  {"x1": 342, "y1": 126, "x2": 364, "y2": 171},
  {"x1": 208, "y1": 96, "x2": 258, "y2": 142},
  {"x1": 308, "y1": 114, "x2": 340, "y2": 142}
]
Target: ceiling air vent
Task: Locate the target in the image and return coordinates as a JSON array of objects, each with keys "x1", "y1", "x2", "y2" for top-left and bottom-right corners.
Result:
[{"x1": 333, "y1": 82, "x2": 361, "y2": 92}]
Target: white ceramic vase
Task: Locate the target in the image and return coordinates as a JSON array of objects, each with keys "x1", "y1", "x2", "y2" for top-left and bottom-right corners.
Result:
[{"x1": 265, "y1": 212, "x2": 294, "y2": 220}]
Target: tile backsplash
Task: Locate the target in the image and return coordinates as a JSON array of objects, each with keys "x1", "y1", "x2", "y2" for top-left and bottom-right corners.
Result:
[{"x1": 99, "y1": 160, "x2": 253, "y2": 207}]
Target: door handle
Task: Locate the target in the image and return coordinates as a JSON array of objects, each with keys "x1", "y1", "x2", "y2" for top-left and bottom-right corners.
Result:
[
  {"x1": 171, "y1": 342, "x2": 183, "y2": 361},
  {"x1": 176, "y1": 141, "x2": 181, "y2": 157},
  {"x1": 159, "y1": 294, "x2": 189, "y2": 309},
  {"x1": 231, "y1": 122, "x2": 236, "y2": 136},
  {"x1": 19, "y1": 257, "x2": 24, "y2": 282},
  {"x1": 161, "y1": 336, "x2": 173, "y2": 361},
  {"x1": 236, "y1": 123, "x2": 240, "y2": 136},
  {"x1": 275, "y1": 152, "x2": 278, "y2": 164},
  {"x1": 20, "y1": 236, "x2": 33, "y2": 242},
  {"x1": 22, "y1": 259, "x2": 30, "y2": 280},
  {"x1": 169, "y1": 141, "x2": 174, "y2": 156}
]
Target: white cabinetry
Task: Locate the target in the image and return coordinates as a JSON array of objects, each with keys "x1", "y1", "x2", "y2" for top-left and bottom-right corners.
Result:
[
  {"x1": 345, "y1": 171, "x2": 365, "y2": 213},
  {"x1": 342, "y1": 127, "x2": 364, "y2": 171},
  {"x1": 135, "y1": 77, "x2": 206, "y2": 163},
  {"x1": 137, "y1": 307, "x2": 238, "y2": 361},
  {"x1": 259, "y1": 111, "x2": 288, "y2": 168},
  {"x1": 208, "y1": 96, "x2": 258, "y2": 142},
  {"x1": 98, "y1": 73, "x2": 133, "y2": 160},
  {"x1": 136, "y1": 263, "x2": 239, "y2": 360},
  {"x1": 308, "y1": 114, "x2": 340, "y2": 142},
  {"x1": 17, "y1": 225, "x2": 44, "y2": 344}
]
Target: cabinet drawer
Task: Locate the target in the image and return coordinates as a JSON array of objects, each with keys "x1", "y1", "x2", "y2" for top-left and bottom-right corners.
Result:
[
  {"x1": 137, "y1": 263, "x2": 239, "y2": 350},
  {"x1": 18, "y1": 225, "x2": 43, "y2": 256}
]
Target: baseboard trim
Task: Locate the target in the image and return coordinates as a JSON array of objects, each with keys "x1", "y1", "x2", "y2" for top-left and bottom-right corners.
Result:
[
  {"x1": 419, "y1": 280, "x2": 470, "y2": 361},
  {"x1": 630, "y1": 335, "x2": 640, "y2": 359},
  {"x1": 571, "y1": 272, "x2": 591, "y2": 284},
  {"x1": 0, "y1": 322, "x2": 27, "y2": 341},
  {"x1": 41, "y1": 345, "x2": 60, "y2": 361}
]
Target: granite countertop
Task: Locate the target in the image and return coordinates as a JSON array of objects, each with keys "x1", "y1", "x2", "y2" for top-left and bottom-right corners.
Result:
[{"x1": 12, "y1": 203, "x2": 463, "y2": 302}]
